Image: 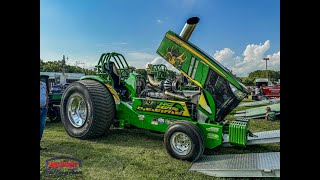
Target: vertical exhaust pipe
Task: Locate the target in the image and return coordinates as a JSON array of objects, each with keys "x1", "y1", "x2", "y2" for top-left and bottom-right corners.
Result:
[{"x1": 179, "y1": 17, "x2": 200, "y2": 41}]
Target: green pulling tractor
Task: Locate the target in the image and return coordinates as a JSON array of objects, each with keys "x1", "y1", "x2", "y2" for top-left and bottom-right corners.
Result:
[{"x1": 60, "y1": 17, "x2": 249, "y2": 161}]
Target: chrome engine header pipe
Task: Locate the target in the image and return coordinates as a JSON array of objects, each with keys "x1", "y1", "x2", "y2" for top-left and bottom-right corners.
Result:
[
  {"x1": 164, "y1": 91, "x2": 189, "y2": 101},
  {"x1": 147, "y1": 74, "x2": 162, "y2": 87},
  {"x1": 179, "y1": 17, "x2": 200, "y2": 41}
]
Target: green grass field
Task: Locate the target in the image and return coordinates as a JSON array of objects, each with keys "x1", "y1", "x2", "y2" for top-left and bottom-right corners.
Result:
[{"x1": 40, "y1": 97, "x2": 280, "y2": 180}]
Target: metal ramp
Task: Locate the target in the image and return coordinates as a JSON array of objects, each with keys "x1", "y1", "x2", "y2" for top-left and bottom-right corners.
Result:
[
  {"x1": 239, "y1": 98, "x2": 280, "y2": 107},
  {"x1": 234, "y1": 103, "x2": 280, "y2": 119},
  {"x1": 190, "y1": 152, "x2": 280, "y2": 177},
  {"x1": 222, "y1": 130, "x2": 280, "y2": 147},
  {"x1": 189, "y1": 130, "x2": 280, "y2": 177}
]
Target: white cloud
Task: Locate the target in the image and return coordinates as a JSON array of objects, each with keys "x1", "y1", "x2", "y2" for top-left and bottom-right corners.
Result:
[
  {"x1": 213, "y1": 48, "x2": 236, "y2": 67},
  {"x1": 145, "y1": 57, "x2": 180, "y2": 73},
  {"x1": 264, "y1": 51, "x2": 280, "y2": 70},
  {"x1": 243, "y1": 40, "x2": 270, "y2": 63},
  {"x1": 125, "y1": 51, "x2": 157, "y2": 68},
  {"x1": 212, "y1": 40, "x2": 279, "y2": 77}
]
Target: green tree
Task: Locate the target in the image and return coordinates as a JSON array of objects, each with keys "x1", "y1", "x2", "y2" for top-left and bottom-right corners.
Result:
[
  {"x1": 40, "y1": 60, "x2": 96, "y2": 75},
  {"x1": 240, "y1": 77, "x2": 255, "y2": 85},
  {"x1": 40, "y1": 59, "x2": 44, "y2": 71},
  {"x1": 246, "y1": 70, "x2": 280, "y2": 84},
  {"x1": 42, "y1": 61, "x2": 62, "y2": 72}
]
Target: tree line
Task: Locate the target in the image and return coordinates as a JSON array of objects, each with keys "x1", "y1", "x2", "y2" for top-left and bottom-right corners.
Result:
[
  {"x1": 40, "y1": 59, "x2": 96, "y2": 75},
  {"x1": 239, "y1": 70, "x2": 280, "y2": 85},
  {"x1": 40, "y1": 59, "x2": 279, "y2": 85}
]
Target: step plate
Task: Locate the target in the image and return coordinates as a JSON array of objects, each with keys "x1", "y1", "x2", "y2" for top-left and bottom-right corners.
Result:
[
  {"x1": 222, "y1": 130, "x2": 280, "y2": 147},
  {"x1": 190, "y1": 152, "x2": 280, "y2": 177}
]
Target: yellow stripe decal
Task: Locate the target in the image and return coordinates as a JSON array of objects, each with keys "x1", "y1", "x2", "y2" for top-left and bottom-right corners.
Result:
[
  {"x1": 105, "y1": 84, "x2": 120, "y2": 104},
  {"x1": 166, "y1": 34, "x2": 226, "y2": 78},
  {"x1": 199, "y1": 92, "x2": 212, "y2": 114},
  {"x1": 160, "y1": 100, "x2": 190, "y2": 117},
  {"x1": 180, "y1": 71, "x2": 202, "y2": 88}
]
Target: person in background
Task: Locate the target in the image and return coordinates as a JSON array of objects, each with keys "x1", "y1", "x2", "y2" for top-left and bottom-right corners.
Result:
[
  {"x1": 40, "y1": 80, "x2": 49, "y2": 150},
  {"x1": 259, "y1": 85, "x2": 264, "y2": 95},
  {"x1": 265, "y1": 107, "x2": 276, "y2": 121},
  {"x1": 255, "y1": 86, "x2": 260, "y2": 96},
  {"x1": 250, "y1": 87, "x2": 254, "y2": 96}
]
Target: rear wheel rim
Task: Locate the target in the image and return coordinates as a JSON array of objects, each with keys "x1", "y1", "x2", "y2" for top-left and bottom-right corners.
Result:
[
  {"x1": 67, "y1": 95, "x2": 87, "y2": 127},
  {"x1": 170, "y1": 132, "x2": 192, "y2": 156}
]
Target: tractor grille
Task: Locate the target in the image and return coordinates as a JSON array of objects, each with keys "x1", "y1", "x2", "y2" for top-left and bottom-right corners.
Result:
[{"x1": 228, "y1": 117, "x2": 248, "y2": 147}]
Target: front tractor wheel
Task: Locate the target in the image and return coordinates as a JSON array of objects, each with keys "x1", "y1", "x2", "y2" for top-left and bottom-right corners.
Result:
[
  {"x1": 60, "y1": 80, "x2": 115, "y2": 139},
  {"x1": 164, "y1": 121, "x2": 204, "y2": 162}
]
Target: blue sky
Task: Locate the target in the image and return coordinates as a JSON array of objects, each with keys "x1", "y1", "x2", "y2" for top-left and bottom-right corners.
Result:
[{"x1": 40, "y1": 0, "x2": 280, "y2": 77}]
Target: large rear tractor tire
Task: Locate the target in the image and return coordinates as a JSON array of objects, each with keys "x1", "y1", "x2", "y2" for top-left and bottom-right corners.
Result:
[
  {"x1": 164, "y1": 121, "x2": 204, "y2": 162},
  {"x1": 60, "y1": 79, "x2": 115, "y2": 139}
]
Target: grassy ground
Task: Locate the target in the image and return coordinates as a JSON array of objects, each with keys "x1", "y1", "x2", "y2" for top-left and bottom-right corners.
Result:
[{"x1": 40, "y1": 96, "x2": 280, "y2": 180}]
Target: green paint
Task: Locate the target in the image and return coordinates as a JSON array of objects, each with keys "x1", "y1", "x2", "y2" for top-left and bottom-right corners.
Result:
[
  {"x1": 117, "y1": 101, "x2": 187, "y2": 133},
  {"x1": 125, "y1": 73, "x2": 141, "y2": 98},
  {"x1": 157, "y1": 31, "x2": 248, "y2": 92},
  {"x1": 228, "y1": 119, "x2": 249, "y2": 147},
  {"x1": 202, "y1": 89, "x2": 216, "y2": 120},
  {"x1": 146, "y1": 64, "x2": 169, "y2": 81},
  {"x1": 197, "y1": 122, "x2": 223, "y2": 149},
  {"x1": 50, "y1": 94, "x2": 62, "y2": 101}
]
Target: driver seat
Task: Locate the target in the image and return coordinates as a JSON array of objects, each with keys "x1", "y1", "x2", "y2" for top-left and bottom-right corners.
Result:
[
  {"x1": 108, "y1": 62, "x2": 121, "y2": 88},
  {"x1": 108, "y1": 62, "x2": 126, "y2": 96}
]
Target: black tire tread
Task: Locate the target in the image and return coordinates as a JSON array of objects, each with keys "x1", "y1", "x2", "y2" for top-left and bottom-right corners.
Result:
[
  {"x1": 164, "y1": 120, "x2": 205, "y2": 162},
  {"x1": 61, "y1": 79, "x2": 115, "y2": 139},
  {"x1": 78, "y1": 80, "x2": 115, "y2": 139},
  {"x1": 176, "y1": 121, "x2": 205, "y2": 161}
]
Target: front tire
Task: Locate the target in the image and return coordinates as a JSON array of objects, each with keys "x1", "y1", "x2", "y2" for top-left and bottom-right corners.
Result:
[
  {"x1": 164, "y1": 121, "x2": 204, "y2": 162},
  {"x1": 60, "y1": 80, "x2": 115, "y2": 139}
]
